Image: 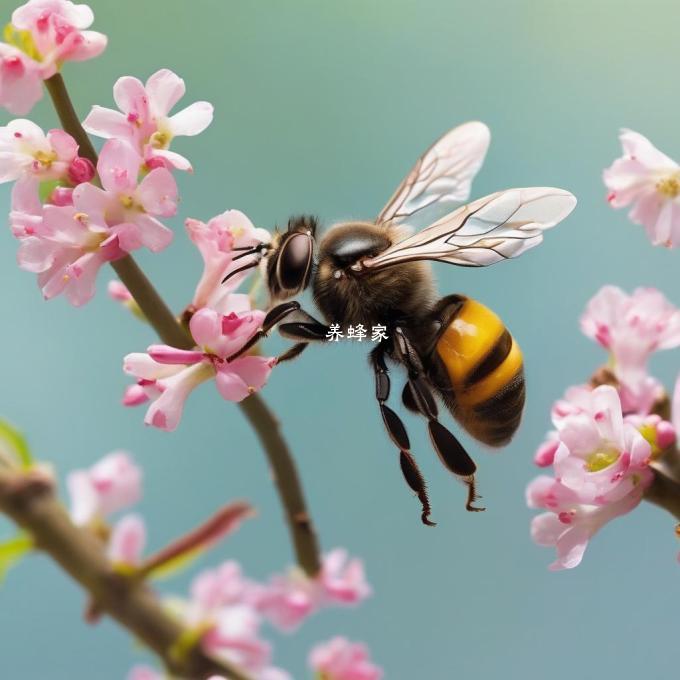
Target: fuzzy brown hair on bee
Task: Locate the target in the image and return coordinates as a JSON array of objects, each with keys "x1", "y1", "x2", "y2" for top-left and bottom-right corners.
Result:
[
  {"x1": 313, "y1": 221, "x2": 436, "y2": 330},
  {"x1": 222, "y1": 121, "x2": 576, "y2": 526}
]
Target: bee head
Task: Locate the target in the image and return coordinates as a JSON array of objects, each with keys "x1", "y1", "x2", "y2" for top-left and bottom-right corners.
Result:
[{"x1": 266, "y1": 215, "x2": 318, "y2": 300}]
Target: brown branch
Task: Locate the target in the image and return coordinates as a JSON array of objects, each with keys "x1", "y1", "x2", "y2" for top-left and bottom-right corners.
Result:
[
  {"x1": 240, "y1": 394, "x2": 322, "y2": 575},
  {"x1": 43, "y1": 73, "x2": 322, "y2": 577},
  {"x1": 646, "y1": 450, "x2": 680, "y2": 521},
  {"x1": 0, "y1": 469, "x2": 252, "y2": 680}
]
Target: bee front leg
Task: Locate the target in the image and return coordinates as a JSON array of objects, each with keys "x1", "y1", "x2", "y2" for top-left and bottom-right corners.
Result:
[
  {"x1": 227, "y1": 301, "x2": 303, "y2": 362},
  {"x1": 393, "y1": 328, "x2": 485, "y2": 513},
  {"x1": 371, "y1": 344, "x2": 435, "y2": 526},
  {"x1": 276, "y1": 308, "x2": 334, "y2": 363}
]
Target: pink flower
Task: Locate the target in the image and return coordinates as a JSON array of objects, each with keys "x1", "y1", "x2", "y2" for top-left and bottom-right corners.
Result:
[
  {"x1": 107, "y1": 279, "x2": 132, "y2": 303},
  {"x1": 66, "y1": 451, "x2": 142, "y2": 525},
  {"x1": 107, "y1": 513, "x2": 146, "y2": 566},
  {"x1": 529, "y1": 483, "x2": 644, "y2": 571},
  {"x1": 604, "y1": 129, "x2": 680, "y2": 247},
  {"x1": 190, "y1": 561, "x2": 261, "y2": 614},
  {"x1": 0, "y1": 45, "x2": 43, "y2": 115},
  {"x1": 581, "y1": 286, "x2": 680, "y2": 411},
  {"x1": 0, "y1": 1, "x2": 106, "y2": 115},
  {"x1": 553, "y1": 386, "x2": 652, "y2": 504},
  {"x1": 127, "y1": 667, "x2": 163, "y2": 680},
  {"x1": 16, "y1": 201, "x2": 127, "y2": 306},
  {"x1": 257, "y1": 549, "x2": 371, "y2": 632},
  {"x1": 202, "y1": 605, "x2": 272, "y2": 674},
  {"x1": 73, "y1": 138, "x2": 177, "y2": 252},
  {"x1": 123, "y1": 297, "x2": 275, "y2": 432},
  {"x1": 186, "y1": 210, "x2": 271, "y2": 309},
  {"x1": 83, "y1": 68, "x2": 213, "y2": 172},
  {"x1": 309, "y1": 638, "x2": 383, "y2": 680},
  {"x1": 11, "y1": 0, "x2": 106, "y2": 65},
  {"x1": 624, "y1": 413, "x2": 676, "y2": 459},
  {"x1": 528, "y1": 386, "x2": 654, "y2": 570},
  {"x1": 0, "y1": 119, "x2": 80, "y2": 183}
]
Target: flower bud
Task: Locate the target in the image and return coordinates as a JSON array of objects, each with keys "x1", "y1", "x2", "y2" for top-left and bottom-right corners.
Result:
[
  {"x1": 49, "y1": 186, "x2": 74, "y2": 206},
  {"x1": 67, "y1": 156, "x2": 96, "y2": 184}
]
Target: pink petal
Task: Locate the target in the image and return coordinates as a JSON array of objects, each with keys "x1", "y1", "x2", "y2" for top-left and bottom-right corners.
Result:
[
  {"x1": 98, "y1": 139, "x2": 142, "y2": 193},
  {"x1": 83, "y1": 105, "x2": 131, "y2": 140},
  {"x1": 189, "y1": 308, "x2": 222, "y2": 348},
  {"x1": 145, "y1": 69, "x2": 185, "y2": 118},
  {"x1": 66, "y1": 470, "x2": 98, "y2": 525},
  {"x1": 214, "y1": 356, "x2": 274, "y2": 402},
  {"x1": 137, "y1": 167, "x2": 178, "y2": 217},
  {"x1": 113, "y1": 75, "x2": 149, "y2": 120},
  {"x1": 146, "y1": 147, "x2": 192, "y2": 172},
  {"x1": 123, "y1": 352, "x2": 185, "y2": 380},
  {"x1": 63, "y1": 252, "x2": 107, "y2": 306},
  {"x1": 144, "y1": 363, "x2": 213, "y2": 432},
  {"x1": 63, "y1": 30, "x2": 107, "y2": 62},
  {"x1": 530, "y1": 513, "x2": 564, "y2": 548},
  {"x1": 108, "y1": 514, "x2": 146, "y2": 565},
  {"x1": 147, "y1": 344, "x2": 204, "y2": 365},
  {"x1": 47, "y1": 128, "x2": 78, "y2": 161},
  {"x1": 130, "y1": 213, "x2": 173, "y2": 252},
  {"x1": 550, "y1": 525, "x2": 590, "y2": 571},
  {"x1": 168, "y1": 101, "x2": 214, "y2": 137}
]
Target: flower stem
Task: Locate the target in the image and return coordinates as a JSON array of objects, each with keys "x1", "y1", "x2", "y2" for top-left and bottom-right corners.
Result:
[
  {"x1": 0, "y1": 468, "x2": 252, "y2": 680},
  {"x1": 646, "y1": 455, "x2": 680, "y2": 521},
  {"x1": 43, "y1": 73, "x2": 322, "y2": 575},
  {"x1": 240, "y1": 394, "x2": 322, "y2": 575}
]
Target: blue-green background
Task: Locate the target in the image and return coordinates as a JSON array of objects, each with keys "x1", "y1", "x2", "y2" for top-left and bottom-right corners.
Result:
[{"x1": 2, "y1": 0, "x2": 680, "y2": 677}]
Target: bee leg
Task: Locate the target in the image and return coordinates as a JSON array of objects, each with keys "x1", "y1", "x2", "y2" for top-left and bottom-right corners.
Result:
[
  {"x1": 371, "y1": 344, "x2": 435, "y2": 526},
  {"x1": 226, "y1": 301, "x2": 303, "y2": 362},
  {"x1": 275, "y1": 309, "x2": 335, "y2": 362},
  {"x1": 393, "y1": 328, "x2": 485, "y2": 513},
  {"x1": 276, "y1": 342, "x2": 309, "y2": 364},
  {"x1": 401, "y1": 383, "x2": 420, "y2": 413}
]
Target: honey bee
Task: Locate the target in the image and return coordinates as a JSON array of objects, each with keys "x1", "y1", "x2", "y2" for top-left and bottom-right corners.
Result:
[{"x1": 225, "y1": 122, "x2": 576, "y2": 524}]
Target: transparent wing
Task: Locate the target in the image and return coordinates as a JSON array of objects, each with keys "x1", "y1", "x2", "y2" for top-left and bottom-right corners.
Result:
[
  {"x1": 363, "y1": 188, "x2": 576, "y2": 270},
  {"x1": 376, "y1": 121, "x2": 491, "y2": 226}
]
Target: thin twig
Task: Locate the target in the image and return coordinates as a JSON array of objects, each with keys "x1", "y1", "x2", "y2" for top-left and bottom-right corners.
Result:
[
  {"x1": 43, "y1": 74, "x2": 322, "y2": 576},
  {"x1": 0, "y1": 469, "x2": 252, "y2": 680},
  {"x1": 240, "y1": 394, "x2": 322, "y2": 575},
  {"x1": 646, "y1": 453, "x2": 680, "y2": 521}
]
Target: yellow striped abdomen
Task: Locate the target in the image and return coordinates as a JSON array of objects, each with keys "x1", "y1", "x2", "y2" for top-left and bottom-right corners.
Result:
[{"x1": 435, "y1": 298, "x2": 525, "y2": 446}]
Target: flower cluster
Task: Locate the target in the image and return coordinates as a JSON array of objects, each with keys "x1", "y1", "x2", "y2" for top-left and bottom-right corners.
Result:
[
  {"x1": 122, "y1": 210, "x2": 275, "y2": 431},
  {"x1": 528, "y1": 286, "x2": 680, "y2": 570},
  {"x1": 62, "y1": 451, "x2": 378, "y2": 679},
  {"x1": 127, "y1": 550, "x2": 374, "y2": 679},
  {"x1": 0, "y1": 0, "x2": 107, "y2": 114},
  {"x1": 604, "y1": 129, "x2": 680, "y2": 247},
  {"x1": 580, "y1": 285, "x2": 680, "y2": 413},
  {"x1": 1, "y1": 72, "x2": 212, "y2": 305},
  {"x1": 0, "y1": 0, "x2": 275, "y2": 420}
]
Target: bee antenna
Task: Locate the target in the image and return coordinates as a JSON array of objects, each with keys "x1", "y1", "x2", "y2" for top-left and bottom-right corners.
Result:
[
  {"x1": 232, "y1": 247, "x2": 259, "y2": 261},
  {"x1": 221, "y1": 259, "x2": 260, "y2": 284}
]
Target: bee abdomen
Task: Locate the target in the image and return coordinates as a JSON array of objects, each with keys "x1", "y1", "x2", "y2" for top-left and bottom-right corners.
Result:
[{"x1": 434, "y1": 298, "x2": 525, "y2": 447}]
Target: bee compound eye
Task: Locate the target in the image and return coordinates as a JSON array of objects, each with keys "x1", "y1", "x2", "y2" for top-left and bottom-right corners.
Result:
[{"x1": 278, "y1": 232, "x2": 313, "y2": 291}]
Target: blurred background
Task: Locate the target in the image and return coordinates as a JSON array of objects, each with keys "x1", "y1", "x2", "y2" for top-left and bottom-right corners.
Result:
[{"x1": 1, "y1": 0, "x2": 680, "y2": 677}]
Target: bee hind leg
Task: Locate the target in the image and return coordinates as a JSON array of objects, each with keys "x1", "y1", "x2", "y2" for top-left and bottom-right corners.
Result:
[
  {"x1": 372, "y1": 344, "x2": 435, "y2": 527},
  {"x1": 393, "y1": 327, "x2": 485, "y2": 513}
]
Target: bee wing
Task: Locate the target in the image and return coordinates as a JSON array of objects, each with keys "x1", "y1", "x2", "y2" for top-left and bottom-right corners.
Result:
[
  {"x1": 376, "y1": 121, "x2": 491, "y2": 226},
  {"x1": 363, "y1": 187, "x2": 576, "y2": 270}
]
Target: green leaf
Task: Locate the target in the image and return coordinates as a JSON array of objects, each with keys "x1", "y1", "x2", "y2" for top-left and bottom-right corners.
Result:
[
  {"x1": 0, "y1": 419, "x2": 33, "y2": 469},
  {"x1": 0, "y1": 533, "x2": 33, "y2": 583},
  {"x1": 145, "y1": 547, "x2": 202, "y2": 581},
  {"x1": 38, "y1": 180, "x2": 64, "y2": 204}
]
